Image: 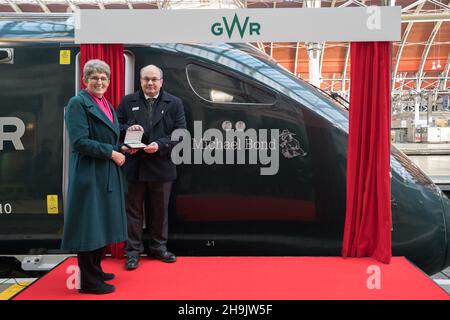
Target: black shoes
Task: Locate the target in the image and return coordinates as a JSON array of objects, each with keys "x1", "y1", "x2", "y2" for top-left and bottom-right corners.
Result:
[
  {"x1": 148, "y1": 250, "x2": 177, "y2": 263},
  {"x1": 125, "y1": 251, "x2": 176, "y2": 269},
  {"x1": 101, "y1": 272, "x2": 115, "y2": 281},
  {"x1": 125, "y1": 256, "x2": 139, "y2": 270},
  {"x1": 79, "y1": 282, "x2": 115, "y2": 295}
]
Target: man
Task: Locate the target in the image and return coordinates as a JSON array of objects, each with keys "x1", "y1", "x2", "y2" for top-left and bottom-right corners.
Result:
[{"x1": 117, "y1": 65, "x2": 186, "y2": 270}]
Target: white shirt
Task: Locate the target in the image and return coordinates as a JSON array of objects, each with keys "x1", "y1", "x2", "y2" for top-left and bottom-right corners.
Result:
[{"x1": 144, "y1": 92, "x2": 159, "y2": 101}]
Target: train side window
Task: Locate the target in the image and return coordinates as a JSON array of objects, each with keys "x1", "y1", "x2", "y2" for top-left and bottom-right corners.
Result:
[{"x1": 186, "y1": 63, "x2": 275, "y2": 105}]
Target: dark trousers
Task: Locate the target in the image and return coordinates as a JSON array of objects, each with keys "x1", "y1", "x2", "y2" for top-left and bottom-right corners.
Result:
[
  {"x1": 77, "y1": 247, "x2": 105, "y2": 288},
  {"x1": 125, "y1": 181, "x2": 172, "y2": 258}
]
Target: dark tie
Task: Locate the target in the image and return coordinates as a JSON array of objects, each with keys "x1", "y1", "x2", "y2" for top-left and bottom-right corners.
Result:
[{"x1": 146, "y1": 98, "x2": 155, "y2": 120}]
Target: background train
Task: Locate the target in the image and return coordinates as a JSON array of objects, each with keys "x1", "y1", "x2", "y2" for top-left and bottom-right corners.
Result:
[{"x1": 0, "y1": 14, "x2": 449, "y2": 275}]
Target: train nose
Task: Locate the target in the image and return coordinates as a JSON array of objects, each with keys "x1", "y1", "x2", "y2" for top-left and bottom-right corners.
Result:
[{"x1": 442, "y1": 194, "x2": 450, "y2": 270}]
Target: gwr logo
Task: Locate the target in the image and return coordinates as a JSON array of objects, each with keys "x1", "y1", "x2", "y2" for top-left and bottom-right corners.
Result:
[
  {"x1": 0, "y1": 117, "x2": 25, "y2": 150},
  {"x1": 211, "y1": 14, "x2": 261, "y2": 39}
]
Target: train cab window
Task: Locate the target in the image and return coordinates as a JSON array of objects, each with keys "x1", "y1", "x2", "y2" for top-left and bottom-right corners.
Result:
[{"x1": 186, "y1": 64, "x2": 276, "y2": 105}]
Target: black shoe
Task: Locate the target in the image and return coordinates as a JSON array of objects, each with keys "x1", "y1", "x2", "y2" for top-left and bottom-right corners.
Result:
[
  {"x1": 79, "y1": 282, "x2": 115, "y2": 295},
  {"x1": 101, "y1": 272, "x2": 115, "y2": 281},
  {"x1": 148, "y1": 250, "x2": 176, "y2": 263},
  {"x1": 125, "y1": 256, "x2": 139, "y2": 270}
]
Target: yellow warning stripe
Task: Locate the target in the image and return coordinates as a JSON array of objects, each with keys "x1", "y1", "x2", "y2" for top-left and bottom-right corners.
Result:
[{"x1": 0, "y1": 282, "x2": 31, "y2": 300}]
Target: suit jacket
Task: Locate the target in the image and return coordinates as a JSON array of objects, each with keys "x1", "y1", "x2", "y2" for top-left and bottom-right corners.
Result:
[
  {"x1": 61, "y1": 89, "x2": 128, "y2": 251},
  {"x1": 117, "y1": 88, "x2": 186, "y2": 182}
]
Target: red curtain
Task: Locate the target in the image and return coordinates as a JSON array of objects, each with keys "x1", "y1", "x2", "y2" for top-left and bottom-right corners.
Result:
[
  {"x1": 342, "y1": 42, "x2": 392, "y2": 264},
  {"x1": 80, "y1": 44, "x2": 125, "y2": 259},
  {"x1": 80, "y1": 44, "x2": 124, "y2": 108}
]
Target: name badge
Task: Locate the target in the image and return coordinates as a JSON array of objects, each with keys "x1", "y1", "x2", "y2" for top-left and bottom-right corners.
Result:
[{"x1": 132, "y1": 107, "x2": 139, "y2": 111}]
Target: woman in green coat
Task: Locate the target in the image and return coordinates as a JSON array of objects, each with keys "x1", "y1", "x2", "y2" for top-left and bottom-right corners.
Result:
[{"x1": 61, "y1": 59, "x2": 128, "y2": 294}]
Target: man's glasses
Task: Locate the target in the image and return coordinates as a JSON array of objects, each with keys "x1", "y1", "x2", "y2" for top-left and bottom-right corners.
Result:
[
  {"x1": 89, "y1": 76, "x2": 109, "y2": 82},
  {"x1": 141, "y1": 77, "x2": 162, "y2": 83}
]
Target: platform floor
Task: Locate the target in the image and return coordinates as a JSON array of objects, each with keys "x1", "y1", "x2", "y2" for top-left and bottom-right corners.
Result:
[
  {"x1": 432, "y1": 266, "x2": 450, "y2": 294},
  {"x1": 394, "y1": 143, "x2": 450, "y2": 155},
  {"x1": 0, "y1": 278, "x2": 36, "y2": 300},
  {"x1": 408, "y1": 155, "x2": 450, "y2": 185},
  {"x1": 0, "y1": 257, "x2": 450, "y2": 300},
  {"x1": 394, "y1": 143, "x2": 450, "y2": 190}
]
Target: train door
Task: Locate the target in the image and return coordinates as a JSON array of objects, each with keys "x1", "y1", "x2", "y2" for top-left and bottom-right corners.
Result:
[{"x1": 0, "y1": 44, "x2": 73, "y2": 252}]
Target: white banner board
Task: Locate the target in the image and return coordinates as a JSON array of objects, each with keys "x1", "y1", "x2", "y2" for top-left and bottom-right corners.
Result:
[{"x1": 75, "y1": 7, "x2": 401, "y2": 44}]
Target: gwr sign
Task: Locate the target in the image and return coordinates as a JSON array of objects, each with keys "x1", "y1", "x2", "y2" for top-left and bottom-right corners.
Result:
[
  {"x1": 75, "y1": 7, "x2": 401, "y2": 43},
  {"x1": 211, "y1": 14, "x2": 261, "y2": 39}
]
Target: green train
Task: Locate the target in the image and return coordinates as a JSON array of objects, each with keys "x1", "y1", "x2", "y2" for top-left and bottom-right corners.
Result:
[{"x1": 0, "y1": 14, "x2": 449, "y2": 275}]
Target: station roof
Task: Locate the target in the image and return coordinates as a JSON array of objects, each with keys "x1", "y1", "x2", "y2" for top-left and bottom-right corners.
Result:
[{"x1": 0, "y1": 0, "x2": 448, "y2": 99}]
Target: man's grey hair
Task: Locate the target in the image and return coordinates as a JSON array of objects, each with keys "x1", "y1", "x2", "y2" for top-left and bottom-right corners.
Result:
[
  {"x1": 140, "y1": 65, "x2": 163, "y2": 79},
  {"x1": 83, "y1": 59, "x2": 111, "y2": 81}
]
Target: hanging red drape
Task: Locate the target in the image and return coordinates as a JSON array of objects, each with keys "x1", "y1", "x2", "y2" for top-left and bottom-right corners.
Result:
[
  {"x1": 80, "y1": 44, "x2": 125, "y2": 259},
  {"x1": 342, "y1": 42, "x2": 392, "y2": 264},
  {"x1": 80, "y1": 44, "x2": 124, "y2": 108}
]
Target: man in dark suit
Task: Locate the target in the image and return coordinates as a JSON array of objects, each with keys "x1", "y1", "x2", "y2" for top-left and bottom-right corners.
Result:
[{"x1": 117, "y1": 65, "x2": 186, "y2": 270}]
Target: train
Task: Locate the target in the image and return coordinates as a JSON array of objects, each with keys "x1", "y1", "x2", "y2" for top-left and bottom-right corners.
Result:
[{"x1": 0, "y1": 14, "x2": 449, "y2": 275}]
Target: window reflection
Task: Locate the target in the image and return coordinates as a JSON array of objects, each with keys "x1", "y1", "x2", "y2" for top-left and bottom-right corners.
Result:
[
  {"x1": 391, "y1": 146, "x2": 434, "y2": 187},
  {"x1": 161, "y1": 43, "x2": 349, "y2": 131},
  {"x1": 210, "y1": 90, "x2": 233, "y2": 103},
  {"x1": 186, "y1": 63, "x2": 276, "y2": 105}
]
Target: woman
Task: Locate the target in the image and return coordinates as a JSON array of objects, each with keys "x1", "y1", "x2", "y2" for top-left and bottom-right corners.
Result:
[{"x1": 61, "y1": 59, "x2": 128, "y2": 294}]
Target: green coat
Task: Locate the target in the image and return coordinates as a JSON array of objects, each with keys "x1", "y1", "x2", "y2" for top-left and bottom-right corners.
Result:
[{"x1": 61, "y1": 90, "x2": 128, "y2": 252}]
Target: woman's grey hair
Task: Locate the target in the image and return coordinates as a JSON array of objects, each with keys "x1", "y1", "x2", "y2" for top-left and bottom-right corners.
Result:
[{"x1": 83, "y1": 59, "x2": 111, "y2": 81}]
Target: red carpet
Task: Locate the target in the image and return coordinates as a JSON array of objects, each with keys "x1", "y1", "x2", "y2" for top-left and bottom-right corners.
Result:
[{"x1": 13, "y1": 257, "x2": 449, "y2": 300}]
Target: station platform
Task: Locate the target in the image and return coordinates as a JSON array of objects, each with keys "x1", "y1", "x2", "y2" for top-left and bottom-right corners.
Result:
[
  {"x1": 394, "y1": 143, "x2": 450, "y2": 191},
  {"x1": 7, "y1": 256, "x2": 449, "y2": 300},
  {"x1": 394, "y1": 143, "x2": 450, "y2": 155}
]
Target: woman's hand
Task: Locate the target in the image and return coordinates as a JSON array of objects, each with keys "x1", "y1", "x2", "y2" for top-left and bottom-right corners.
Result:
[{"x1": 111, "y1": 150, "x2": 125, "y2": 166}]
